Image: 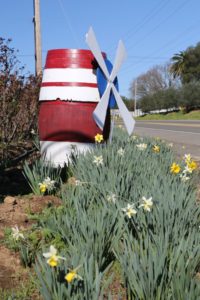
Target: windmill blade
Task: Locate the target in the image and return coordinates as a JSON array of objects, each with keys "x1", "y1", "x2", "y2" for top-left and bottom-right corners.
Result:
[
  {"x1": 93, "y1": 84, "x2": 112, "y2": 130},
  {"x1": 86, "y1": 27, "x2": 110, "y2": 80},
  {"x1": 112, "y1": 85, "x2": 135, "y2": 136},
  {"x1": 110, "y1": 40, "x2": 127, "y2": 82}
]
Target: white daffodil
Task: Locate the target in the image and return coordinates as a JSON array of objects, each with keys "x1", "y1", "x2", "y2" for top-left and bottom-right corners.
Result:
[
  {"x1": 168, "y1": 143, "x2": 173, "y2": 148},
  {"x1": 117, "y1": 148, "x2": 125, "y2": 156},
  {"x1": 75, "y1": 179, "x2": 83, "y2": 186},
  {"x1": 107, "y1": 193, "x2": 117, "y2": 204},
  {"x1": 122, "y1": 203, "x2": 137, "y2": 218},
  {"x1": 139, "y1": 196, "x2": 153, "y2": 212},
  {"x1": 136, "y1": 143, "x2": 147, "y2": 151},
  {"x1": 31, "y1": 129, "x2": 36, "y2": 135},
  {"x1": 180, "y1": 173, "x2": 190, "y2": 182},
  {"x1": 43, "y1": 177, "x2": 56, "y2": 191},
  {"x1": 183, "y1": 165, "x2": 193, "y2": 174},
  {"x1": 11, "y1": 225, "x2": 25, "y2": 241},
  {"x1": 93, "y1": 155, "x2": 103, "y2": 166},
  {"x1": 43, "y1": 245, "x2": 65, "y2": 267},
  {"x1": 131, "y1": 135, "x2": 138, "y2": 141}
]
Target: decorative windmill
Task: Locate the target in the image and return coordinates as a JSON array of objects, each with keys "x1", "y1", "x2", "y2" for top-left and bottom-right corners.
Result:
[
  {"x1": 86, "y1": 27, "x2": 135, "y2": 136},
  {"x1": 38, "y1": 27, "x2": 135, "y2": 166}
]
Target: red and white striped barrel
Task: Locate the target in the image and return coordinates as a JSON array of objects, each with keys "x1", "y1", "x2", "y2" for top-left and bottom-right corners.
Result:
[{"x1": 39, "y1": 49, "x2": 110, "y2": 166}]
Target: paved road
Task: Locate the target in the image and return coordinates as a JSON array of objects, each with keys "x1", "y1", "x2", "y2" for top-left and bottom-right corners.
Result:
[{"x1": 134, "y1": 120, "x2": 200, "y2": 160}]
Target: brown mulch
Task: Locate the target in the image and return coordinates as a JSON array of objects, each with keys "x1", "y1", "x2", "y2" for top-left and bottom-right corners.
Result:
[{"x1": 0, "y1": 193, "x2": 62, "y2": 295}]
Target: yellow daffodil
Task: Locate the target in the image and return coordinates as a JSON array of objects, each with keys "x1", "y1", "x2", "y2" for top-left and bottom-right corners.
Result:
[
  {"x1": 65, "y1": 266, "x2": 82, "y2": 283},
  {"x1": 122, "y1": 204, "x2": 137, "y2": 218},
  {"x1": 184, "y1": 154, "x2": 191, "y2": 164},
  {"x1": 39, "y1": 183, "x2": 47, "y2": 193},
  {"x1": 94, "y1": 133, "x2": 104, "y2": 143},
  {"x1": 47, "y1": 255, "x2": 59, "y2": 267},
  {"x1": 170, "y1": 162, "x2": 181, "y2": 174},
  {"x1": 152, "y1": 145, "x2": 160, "y2": 153},
  {"x1": 187, "y1": 160, "x2": 197, "y2": 172},
  {"x1": 139, "y1": 196, "x2": 153, "y2": 212},
  {"x1": 43, "y1": 245, "x2": 65, "y2": 267}
]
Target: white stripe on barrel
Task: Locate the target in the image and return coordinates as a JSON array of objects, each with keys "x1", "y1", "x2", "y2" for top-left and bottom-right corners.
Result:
[
  {"x1": 40, "y1": 141, "x2": 94, "y2": 167},
  {"x1": 39, "y1": 68, "x2": 100, "y2": 101}
]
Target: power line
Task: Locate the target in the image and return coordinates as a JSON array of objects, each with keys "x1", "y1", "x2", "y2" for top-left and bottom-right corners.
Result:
[
  {"x1": 120, "y1": 16, "x2": 200, "y2": 74},
  {"x1": 107, "y1": 0, "x2": 170, "y2": 54},
  {"x1": 126, "y1": 0, "x2": 192, "y2": 52},
  {"x1": 56, "y1": 0, "x2": 80, "y2": 48}
]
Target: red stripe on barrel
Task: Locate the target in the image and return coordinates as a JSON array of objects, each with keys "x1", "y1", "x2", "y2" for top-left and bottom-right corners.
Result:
[
  {"x1": 41, "y1": 82, "x2": 97, "y2": 88},
  {"x1": 39, "y1": 100, "x2": 110, "y2": 142},
  {"x1": 45, "y1": 49, "x2": 106, "y2": 69}
]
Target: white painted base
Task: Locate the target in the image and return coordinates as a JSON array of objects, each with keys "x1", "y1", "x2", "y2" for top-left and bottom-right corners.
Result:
[{"x1": 40, "y1": 141, "x2": 95, "y2": 167}]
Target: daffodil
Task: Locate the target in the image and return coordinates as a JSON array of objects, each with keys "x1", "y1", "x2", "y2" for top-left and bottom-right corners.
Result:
[
  {"x1": 43, "y1": 245, "x2": 65, "y2": 267},
  {"x1": 117, "y1": 147, "x2": 125, "y2": 156},
  {"x1": 180, "y1": 173, "x2": 190, "y2": 182},
  {"x1": 31, "y1": 129, "x2": 36, "y2": 135},
  {"x1": 170, "y1": 162, "x2": 181, "y2": 174},
  {"x1": 107, "y1": 193, "x2": 117, "y2": 204},
  {"x1": 43, "y1": 177, "x2": 56, "y2": 191},
  {"x1": 168, "y1": 143, "x2": 173, "y2": 148},
  {"x1": 187, "y1": 160, "x2": 197, "y2": 172},
  {"x1": 75, "y1": 179, "x2": 83, "y2": 186},
  {"x1": 136, "y1": 143, "x2": 147, "y2": 151},
  {"x1": 95, "y1": 133, "x2": 104, "y2": 143},
  {"x1": 39, "y1": 177, "x2": 56, "y2": 193},
  {"x1": 183, "y1": 165, "x2": 192, "y2": 174},
  {"x1": 184, "y1": 154, "x2": 191, "y2": 164},
  {"x1": 93, "y1": 155, "x2": 103, "y2": 166},
  {"x1": 139, "y1": 196, "x2": 153, "y2": 212},
  {"x1": 131, "y1": 135, "x2": 138, "y2": 141},
  {"x1": 39, "y1": 183, "x2": 47, "y2": 193},
  {"x1": 122, "y1": 203, "x2": 137, "y2": 218},
  {"x1": 152, "y1": 145, "x2": 160, "y2": 153},
  {"x1": 11, "y1": 225, "x2": 25, "y2": 241},
  {"x1": 65, "y1": 266, "x2": 82, "y2": 283}
]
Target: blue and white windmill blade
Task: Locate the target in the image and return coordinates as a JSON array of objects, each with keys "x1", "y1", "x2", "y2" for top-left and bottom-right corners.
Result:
[
  {"x1": 112, "y1": 85, "x2": 135, "y2": 136},
  {"x1": 110, "y1": 40, "x2": 127, "y2": 82},
  {"x1": 93, "y1": 84, "x2": 111, "y2": 130},
  {"x1": 86, "y1": 27, "x2": 110, "y2": 80}
]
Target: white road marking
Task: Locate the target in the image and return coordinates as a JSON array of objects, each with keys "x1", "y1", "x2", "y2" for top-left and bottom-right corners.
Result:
[{"x1": 135, "y1": 126, "x2": 200, "y2": 135}]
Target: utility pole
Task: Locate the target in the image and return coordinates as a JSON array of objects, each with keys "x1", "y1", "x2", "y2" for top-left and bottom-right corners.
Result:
[
  {"x1": 33, "y1": 0, "x2": 42, "y2": 76},
  {"x1": 134, "y1": 79, "x2": 137, "y2": 117}
]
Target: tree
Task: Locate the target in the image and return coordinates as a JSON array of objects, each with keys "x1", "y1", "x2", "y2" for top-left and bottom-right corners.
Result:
[
  {"x1": 179, "y1": 81, "x2": 200, "y2": 112},
  {"x1": 170, "y1": 51, "x2": 188, "y2": 79},
  {"x1": 170, "y1": 42, "x2": 200, "y2": 84},
  {"x1": 0, "y1": 37, "x2": 41, "y2": 163},
  {"x1": 138, "y1": 87, "x2": 180, "y2": 113},
  {"x1": 130, "y1": 63, "x2": 180, "y2": 99},
  {"x1": 121, "y1": 96, "x2": 135, "y2": 111}
]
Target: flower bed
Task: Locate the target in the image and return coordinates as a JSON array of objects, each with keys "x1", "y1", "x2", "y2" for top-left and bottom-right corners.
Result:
[{"x1": 10, "y1": 129, "x2": 200, "y2": 299}]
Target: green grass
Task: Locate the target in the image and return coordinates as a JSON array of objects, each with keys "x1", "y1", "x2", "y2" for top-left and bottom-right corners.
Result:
[{"x1": 136, "y1": 110, "x2": 200, "y2": 120}]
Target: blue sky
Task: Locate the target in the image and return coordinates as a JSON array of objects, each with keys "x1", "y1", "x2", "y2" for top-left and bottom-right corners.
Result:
[{"x1": 0, "y1": 0, "x2": 200, "y2": 97}]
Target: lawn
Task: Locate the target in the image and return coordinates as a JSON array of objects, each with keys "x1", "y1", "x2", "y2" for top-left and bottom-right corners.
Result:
[{"x1": 136, "y1": 109, "x2": 200, "y2": 120}]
